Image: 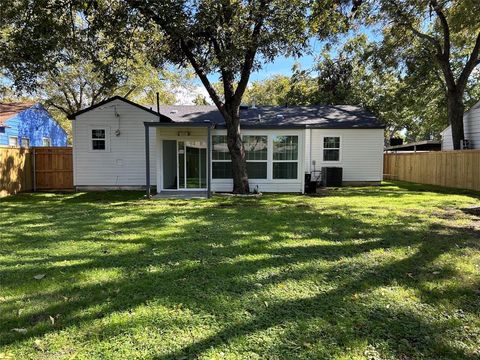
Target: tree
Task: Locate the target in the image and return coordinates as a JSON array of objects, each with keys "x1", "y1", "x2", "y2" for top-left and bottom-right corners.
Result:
[
  {"x1": 365, "y1": 0, "x2": 480, "y2": 149},
  {"x1": 243, "y1": 75, "x2": 292, "y2": 106},
  {"x1": 124, "y1": 0, "x2": 358, "y2": 193}
]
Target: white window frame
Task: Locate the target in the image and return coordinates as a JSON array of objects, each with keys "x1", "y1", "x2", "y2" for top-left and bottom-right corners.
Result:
[
  {"x1": 42, "y1": 137, "x2": 51, "y2": 147},
  {"x1": 322, "y1": 136, "x2": 342, "y2": 163},
  {"x1": 211, "y1": 135, "x2": 231, "y2": 179},
  {"x1": 21, "y1": 137, "x2": 30, "y2": 148},
  {"x1": 243, "y1": 135, "x2": 268, "y2": 180},
  {"x1": 8, "y1": 136, "x2": 18, "y2": 147},
  {"x1": 89, "y1": 127, "x2": 110, "y2": 152},
  {"x1": 272, "y1": 135, "x2": 300, "y2": 180}
]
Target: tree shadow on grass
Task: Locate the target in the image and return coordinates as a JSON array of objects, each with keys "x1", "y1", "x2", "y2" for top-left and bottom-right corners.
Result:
[{"x1": 0, "y1": 191, "x2": 479, "y2": 358}]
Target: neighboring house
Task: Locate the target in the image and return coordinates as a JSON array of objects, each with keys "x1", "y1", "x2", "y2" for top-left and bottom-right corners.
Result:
[
  {"x1": 0, "y1": 102, "x2": 68, "y2": 147},
  {"x1": 69, "y1": 96, "x2": 384, "y2": 193},
  {"x1": 441, "y1": 100, "x2": 480, "y2": 150}
]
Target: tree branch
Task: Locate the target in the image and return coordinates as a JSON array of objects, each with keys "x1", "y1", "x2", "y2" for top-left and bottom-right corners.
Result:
[{"x1": 457, "y1": 31, "x2": 480, "y2": 92}]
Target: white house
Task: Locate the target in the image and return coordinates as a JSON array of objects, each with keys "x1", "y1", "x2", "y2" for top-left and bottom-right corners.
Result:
[
  {"x1": 69, "y1": 96, "x2": 384, "y2": 195},
  {"x1": 441, "y1": 100, "x2": 480, "y2": 150}
]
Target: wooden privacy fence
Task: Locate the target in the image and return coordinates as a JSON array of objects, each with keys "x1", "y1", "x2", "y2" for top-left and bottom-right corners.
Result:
[
  {"x1": 0, "y1": 146, "x2": 73, "y2": 196},
  {"x1": 384, "y1": 150, "x2": 480, "y2": 191},
  {"x1": 33, "y1": 147, "x2": 73, "y2": 191},
  {"x1": 0, "y1": 147, "x2": 33, "y2": 196}
]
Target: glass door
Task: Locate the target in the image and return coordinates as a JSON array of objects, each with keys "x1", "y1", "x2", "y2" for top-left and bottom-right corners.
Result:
[{"x1": 177, "y1": 140, "x2": 207, "y2": 189}]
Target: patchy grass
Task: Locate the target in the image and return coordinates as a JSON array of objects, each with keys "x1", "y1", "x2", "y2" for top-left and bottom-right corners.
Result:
[{"x1": 0, "y1": 181, "x2": 479, "y2": 359}]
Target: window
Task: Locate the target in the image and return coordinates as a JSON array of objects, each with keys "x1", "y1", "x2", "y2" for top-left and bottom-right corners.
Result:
[
  {"x1": 0, "y1": 127, "x2": 5, "y2": 134},
  {"x1": 212, "y1": 135, "x2": 231, "y2": 178},
  {"x1": 243, "y1": 135, "x2": 267, "y2": 179},
  {"x1": 21, "y1": 137, "x2": 30, "y2": 148},
  {"x1": 323, "y1": 137, "x2": 340, "y2": 161},
  {"x1": 8, "y1": 136, "x2": 18, "y2": 147},
  {"x1": 91, "y1": 129, "x2": 106, "y2": 150},
  {"x1": 273, "y1": 136, "x2": 298, "y2": 179},
  {"x1": 42, "y1": 137, "x2": 51, "y2": 147}
]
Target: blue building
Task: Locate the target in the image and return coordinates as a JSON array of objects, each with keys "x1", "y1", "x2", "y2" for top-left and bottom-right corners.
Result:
[{"x1": 0, "y1": 102, "x2": 68, "y2": 147}]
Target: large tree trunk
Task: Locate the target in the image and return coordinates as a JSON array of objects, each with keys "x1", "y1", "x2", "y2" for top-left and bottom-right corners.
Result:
[
  {"x1": 224, "y1": 106, "x2": 249, "y2": 194},
  {"x1": 447, "y1": 91, "x2": 465, "y2": 150}
]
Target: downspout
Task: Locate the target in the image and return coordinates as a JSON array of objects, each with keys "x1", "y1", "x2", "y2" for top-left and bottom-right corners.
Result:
[
  {"x1": 207, "y1": 122, "x2": 212, "y2": 198},
  {"x1": 145, "y1": 124, "x2": 151, "y2": 198}
]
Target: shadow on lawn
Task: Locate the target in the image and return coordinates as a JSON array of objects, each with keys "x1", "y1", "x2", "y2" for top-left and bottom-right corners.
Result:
[{"x1": 0, "y1": 190, "x2": 479, "y2": 358}]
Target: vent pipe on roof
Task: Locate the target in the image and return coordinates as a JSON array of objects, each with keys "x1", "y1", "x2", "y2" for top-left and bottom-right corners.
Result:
[{"x1": 251, "y1": 100, "x2": 256, "y2": 109}]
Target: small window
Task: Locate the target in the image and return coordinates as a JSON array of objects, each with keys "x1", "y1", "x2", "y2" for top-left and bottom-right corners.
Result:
[
  {"x1": 91, "y1": 129, "x2": 106, "y2": 150},
  {"x1": 0, "y1": 127, "x2": 5, "y2": 134},
  {"x1": 323, "y1": 137, "x2": 340, "y2": 161},
  {"x1": 8, "y1": 136, "x2": 18, "y2": 147},
  {"x1": 42, "y1": 137, "x2": 51, "y2": 147},
  {"x1": 21, "y1": 137, "x2": 30, "y2": 148}
]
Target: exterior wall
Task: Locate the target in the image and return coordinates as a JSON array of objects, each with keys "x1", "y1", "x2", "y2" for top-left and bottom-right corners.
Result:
[
  {"x1": 0, "y1": 104, "x2": 67, "y2": 147},
  {"x1": 309, "y1": 128, "x2": 384, "y2": 182},
  {"x1": 442, "y1": 106, "x2": 480, "y2": 150},
  {"x1": 156, "y1": 128, "x2": 306, "y2": 193},
  {"x1": 73, "y1": 99, "x2": 158, "y2": 187}
]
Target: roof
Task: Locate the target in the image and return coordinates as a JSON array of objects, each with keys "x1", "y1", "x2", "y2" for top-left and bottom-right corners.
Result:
[
  {"x1": 385, "y1": 140, "x2": 441, "y2": 152},
  {"x1": 0, "y1": 102, "x2": 36, "y2": 125},
  {"x1": 69, "y1": 95, "x2": 384, "y2": 129},
  {"x1": 158, "y1": 104, "x2": 384, "y2": 129},
  {"x1": 67, "y1": 96, "x2": 172, "y2": 122}
]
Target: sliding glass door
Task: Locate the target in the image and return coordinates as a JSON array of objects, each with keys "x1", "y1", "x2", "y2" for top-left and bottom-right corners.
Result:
[{"x1": 177, "y1": 141, "x2": 207, "y2": 189}]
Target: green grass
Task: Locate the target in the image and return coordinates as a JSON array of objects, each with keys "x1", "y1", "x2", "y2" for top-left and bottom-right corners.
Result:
[{"x1": 1, "y1": 181, "x2": 479, "y2": 359}]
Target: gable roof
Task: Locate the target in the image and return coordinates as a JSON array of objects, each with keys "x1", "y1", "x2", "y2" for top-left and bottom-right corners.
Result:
[
  {"x1": 69, "y1": 95, "x2": 384, "y2": 129},
  {"x1": 67, "y1": 96, "x2": 173, "y2": 122},
  {"x1": 0, "y1": 102, "x2": 36, "y2": 125},
  {"x1": 158, "y1": 104, "x2": 384, "y2": 129}
]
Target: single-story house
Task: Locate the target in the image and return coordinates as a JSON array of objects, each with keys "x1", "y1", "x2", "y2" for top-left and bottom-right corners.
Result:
[
  {"x1": 442, "y1": 100, "x2": 480, "y2": 150},
  {"x1": 0, "y1": 102, "x2": 68, "y2": 147},
  {"x1": 68, "y1": 96, "x2": 384, "y2": 194}
]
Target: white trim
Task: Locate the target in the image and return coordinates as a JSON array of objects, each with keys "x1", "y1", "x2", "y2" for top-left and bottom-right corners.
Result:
[
  {"x1": 322, "y1": 135, "x2": 342, "y2": 163},
  {"x1": 42, "y1": 137, "x2": 51, "y2": 147},
  {"x1": 89, "y1": 127, "x2": 110, "y2": 152},
  {"x1": 8, "y1": 136, "x2": 18, "y2": 147},
  {"x1": 21, "y1": 137, "x2": 30, "y2": 148}
]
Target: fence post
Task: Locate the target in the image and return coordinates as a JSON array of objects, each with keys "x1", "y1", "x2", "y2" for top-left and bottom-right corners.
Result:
[{"x1": 32, "y1": 147, "x2": 36, "y2": 192}]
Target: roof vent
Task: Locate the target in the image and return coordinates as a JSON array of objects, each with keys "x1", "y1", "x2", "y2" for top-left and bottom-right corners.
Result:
[
  {"x1": 251, "y1": 100, "x2": 256, "y2": 109},
  {"x1": 257, "y1": 114, "x2": 262, "y2": 122},
  {"x1": 170, "y1": 110, "x2": 178, "y2": 114},
  {"x1": 276, "y1": 114, "x2": 284, "y2": 120}
]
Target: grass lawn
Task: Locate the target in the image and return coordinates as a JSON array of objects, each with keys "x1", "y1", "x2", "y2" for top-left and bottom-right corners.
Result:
[{"x1": 1, "y1": 182, "x2": 479, "y2": 359}]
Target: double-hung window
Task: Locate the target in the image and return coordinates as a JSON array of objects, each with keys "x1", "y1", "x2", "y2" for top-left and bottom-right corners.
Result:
[
  {"x1": 8, "y1": 136, "x2": 18, "y2": 147},
  {"x1": 272, "y1": 135, "x2": 298, "y2": 179},
  {"x1": 243, "y1": 135, "x2": 267, "y2": 179},
  {"x1": 42, "y1": 137, "x2": 51, "y2": 147},
  {"x1": 21, "y1": 137, "x2": 30, "y2": 148},
  {"x1": 212, "y1": 135, "x2": 231, "y2": 178},
  {"x1": 323, "y1": 137, "x2": 340, "y2": 161},
  {"x1": 91, "y1": 129, "x2": 106, "y2": 150}
]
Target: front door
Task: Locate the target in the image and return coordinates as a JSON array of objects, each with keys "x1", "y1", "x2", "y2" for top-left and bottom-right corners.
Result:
[{"x1": 177, "y1": 141, "x2": 207, "y2": 189}]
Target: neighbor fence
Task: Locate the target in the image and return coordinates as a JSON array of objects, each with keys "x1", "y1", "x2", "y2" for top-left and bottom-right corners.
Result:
[
  {"x1": 384, "y1": 150, "x2": 480, "y2": 191},
  {"x1": 0, "y1": 147, "x2": 73, "y2": 196}
]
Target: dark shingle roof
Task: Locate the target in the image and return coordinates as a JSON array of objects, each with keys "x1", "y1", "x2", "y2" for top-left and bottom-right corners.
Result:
[{"x1": 157, "y1": 105, "x2": 384, "y2": 129}]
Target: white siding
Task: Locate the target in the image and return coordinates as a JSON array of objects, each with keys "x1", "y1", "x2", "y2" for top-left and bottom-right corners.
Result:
[
  {"x1": 442, "y1": 104, "x2": 480, "y2": 150},
  {"x1": 73, "y1": 99, "x2": 158, "y2": 187},
  {"x1": 309, "y1": 129, "x2": 384, "y2": 182}
]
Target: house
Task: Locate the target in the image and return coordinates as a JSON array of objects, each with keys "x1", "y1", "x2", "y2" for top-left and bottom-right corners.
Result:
[
  {"x1": 68, "y1": 96, "x2": 384, "y2": 194},
  {"x1": 441, "y1": 100, "x2": 480, "y2": 150},
  {"x1": 0, "y1": 102, "x2": 68, "y2": 147}
]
